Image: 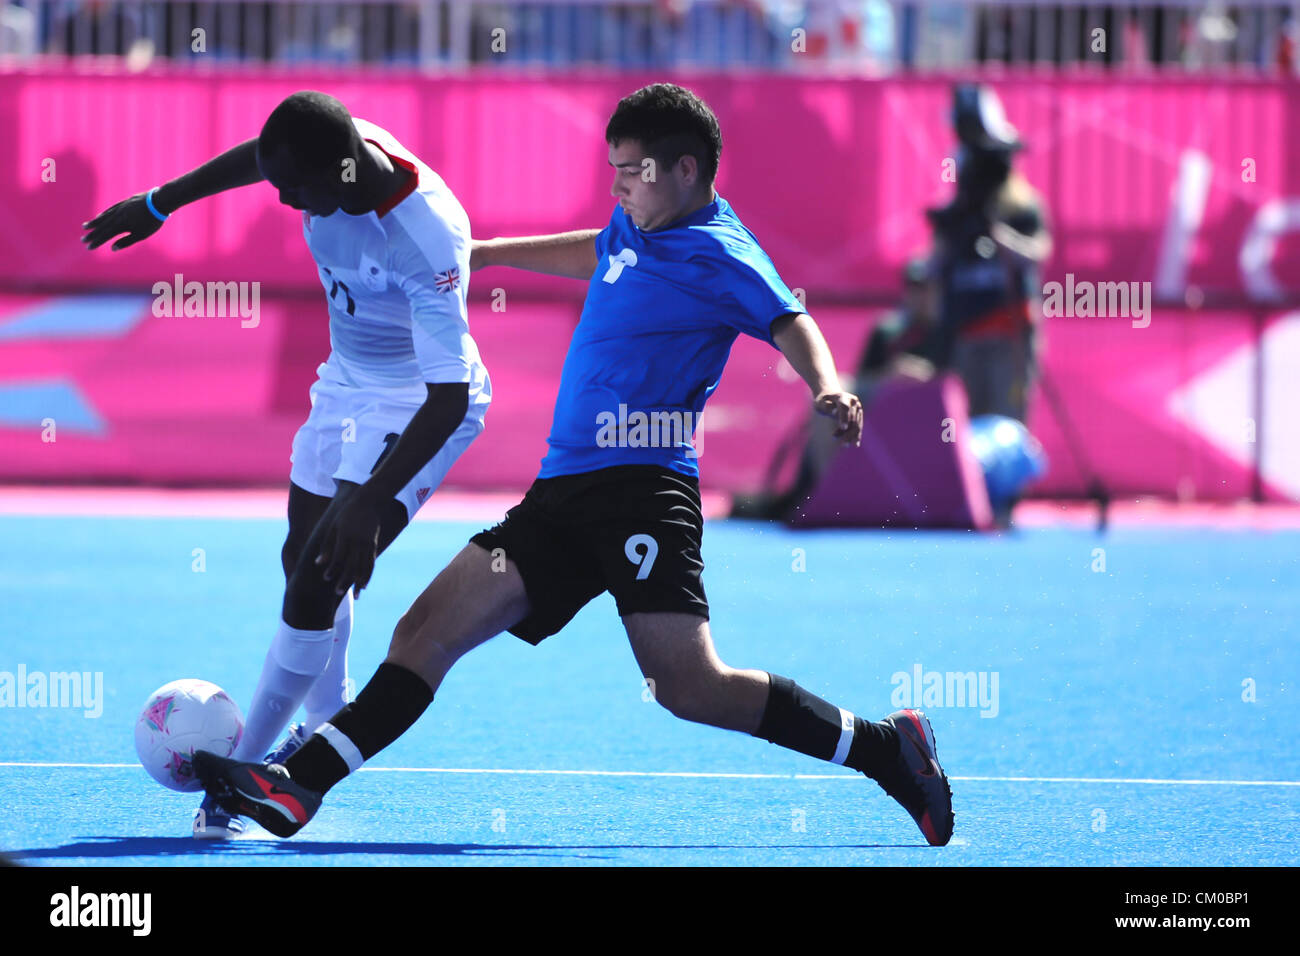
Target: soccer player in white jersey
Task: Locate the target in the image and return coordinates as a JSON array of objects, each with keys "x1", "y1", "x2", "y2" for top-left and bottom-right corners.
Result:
[{"x1": 82, "y1": 91, "x2": 491, "y2": 838}]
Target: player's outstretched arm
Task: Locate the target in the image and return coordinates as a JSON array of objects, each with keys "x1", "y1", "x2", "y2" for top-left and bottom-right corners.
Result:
[
  {"x1": 81, "y1": 138, "x2": 264, "y2": 252},
  {"x1": 772, "y1": 312, "x2": 863, "y2": 447},
  {"x1": 470, "y1": 230, "x2": 600, "y2": 279}
]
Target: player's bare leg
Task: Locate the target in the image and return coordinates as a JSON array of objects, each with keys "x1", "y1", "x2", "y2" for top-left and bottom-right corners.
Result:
[
  {"x1": 385, "y1": 543, "x2": 532, "y2": 691},
  {"x1": 623, "y1": 613, "x2": 769, "y2": 731},
  {"x1": 235, "y1": 481, "x2": 409, "y2": 763},
  {"x1": 276, "y1": 543, "x2": 529, "y2": 789},
  {"x1": 279, "y1": 485, "x2": 356, "y2": 735},
  {"x1": 195, "y1": 483, "x2": 335, "y2": 837},
  {"x1": 280, "y1": 484, "x2": 335, "y2": 606},
  {"x1": 197, "y1": 543, "x2": 531, "y2": 837},
  {"x1": 624, "y1": 611, "x2": 954, "y2": 846}
]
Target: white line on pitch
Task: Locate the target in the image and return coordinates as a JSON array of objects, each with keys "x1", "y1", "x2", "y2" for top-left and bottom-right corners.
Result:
[
  {"x1": 936, "y1": 775, "x2": 1300, "y2": 787},
  {"x1": 1, "y1": 761, "x2": 1298, "y2": 788}
]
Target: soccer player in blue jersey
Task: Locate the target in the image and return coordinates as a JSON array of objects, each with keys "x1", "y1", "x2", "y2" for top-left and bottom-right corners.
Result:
[{"x1": 196, "y1": 84, "x2": 954, "y2": 846}]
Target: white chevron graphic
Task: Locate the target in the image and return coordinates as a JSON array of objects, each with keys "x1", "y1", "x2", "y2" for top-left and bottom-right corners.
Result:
[{"x1": 1165, "y1": 313, "x2": 1300, "y2": 501}]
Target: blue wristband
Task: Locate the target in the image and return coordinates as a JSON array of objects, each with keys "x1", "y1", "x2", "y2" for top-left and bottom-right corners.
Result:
[{"x1": 145, "y1": 187, "x2": 169, "y2": 222}]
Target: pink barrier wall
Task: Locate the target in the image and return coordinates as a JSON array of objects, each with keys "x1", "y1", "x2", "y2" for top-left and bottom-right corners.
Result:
[
  {"x1": 1027, "y1": 309, "x2": 1298, "y2": 504},
  {"x1": 3, "y1": 67, "x2": 1300, "y2": 303},
  {"x1": 2, "y1": 291, "x2": 1295, "y2": 502},
  {"x1": 3, "y1": 67, "x2": 1299, "y2": 500}
]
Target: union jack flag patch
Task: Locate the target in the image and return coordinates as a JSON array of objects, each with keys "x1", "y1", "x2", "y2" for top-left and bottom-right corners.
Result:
[{"x1": 434, "y1": 267, "x2": 460, "y2": 294}]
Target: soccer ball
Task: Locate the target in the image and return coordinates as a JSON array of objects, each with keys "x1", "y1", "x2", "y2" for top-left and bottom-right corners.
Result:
[{"x1": 134, "y1": 679, "x2": 244, "y2": 792}]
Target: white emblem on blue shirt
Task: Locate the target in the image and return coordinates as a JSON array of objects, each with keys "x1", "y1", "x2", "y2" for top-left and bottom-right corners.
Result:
[{"x1": 602, "y1": 248, "x2": 638, "y2": 284}]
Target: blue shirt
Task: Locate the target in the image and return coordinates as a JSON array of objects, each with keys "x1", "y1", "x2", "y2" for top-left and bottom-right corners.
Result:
[{"x1": 538, "y1": 195, "x2": 805, "y2": 479}]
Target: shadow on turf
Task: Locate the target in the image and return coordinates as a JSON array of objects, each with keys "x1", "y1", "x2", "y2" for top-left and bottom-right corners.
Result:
[{"x1": 12, "y1": 837, "x2": 921, "y2": 861}]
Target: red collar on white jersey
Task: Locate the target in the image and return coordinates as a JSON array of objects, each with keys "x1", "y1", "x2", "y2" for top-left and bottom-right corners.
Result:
[{"x1": 368, "y1": 139, "x2": 420, "y2": 218}]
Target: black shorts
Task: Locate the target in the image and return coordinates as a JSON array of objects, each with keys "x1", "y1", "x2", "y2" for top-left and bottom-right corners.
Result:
[{"x1": 470, "y1": 465, "x2": 709, "y2": 644}]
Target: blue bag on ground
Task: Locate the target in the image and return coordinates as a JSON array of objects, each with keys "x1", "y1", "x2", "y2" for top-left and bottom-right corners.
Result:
[{"x1": 968, "y1": 415, "x2": 1048, "y2": 506}]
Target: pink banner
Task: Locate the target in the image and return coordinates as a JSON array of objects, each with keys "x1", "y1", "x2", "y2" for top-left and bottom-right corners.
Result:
[
  {"x1": 1027, "y1": 308, "x2": 1297, "y2": 503},
  {"x1": 3, "y1": 67, "x2": 1300, "y2": 304},
  {"x1": 2, "y1": 67, "x2": 1299, "y2": 500},
  {"x1": 2, "y1": 291, "x2": 1295, "y2": 502}
]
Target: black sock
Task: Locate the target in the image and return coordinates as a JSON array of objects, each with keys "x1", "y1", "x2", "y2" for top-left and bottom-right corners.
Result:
[
  {"x1": 285, "y1": 662, "x2": 433, "y2": 794},
  {"x1": 754, "y1": 674, "x2": 900, "y2": 779}
]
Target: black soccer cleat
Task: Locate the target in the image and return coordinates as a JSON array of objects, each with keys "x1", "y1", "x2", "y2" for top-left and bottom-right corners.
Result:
[
  {"x1": 872, "y1": 709, "x2": 955, "y2": 846},
  {"x1": 193, "y1": 750, "x2": 322, "y2": 839}
]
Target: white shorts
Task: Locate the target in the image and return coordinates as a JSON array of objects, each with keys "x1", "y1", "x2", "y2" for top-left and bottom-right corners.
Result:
[{"x1": 289, "y1": 371, "x2": 487, "y2": 519}]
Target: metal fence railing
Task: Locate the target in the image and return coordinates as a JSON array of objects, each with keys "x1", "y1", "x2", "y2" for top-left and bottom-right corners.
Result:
[{"x1": 1, "y1": 0, "x2": 1296, "y2": 72}]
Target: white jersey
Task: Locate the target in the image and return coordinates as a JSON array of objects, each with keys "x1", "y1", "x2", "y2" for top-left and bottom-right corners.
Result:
[{"x1": 301, "y1": 117, "x2": 489, "y2": 406}]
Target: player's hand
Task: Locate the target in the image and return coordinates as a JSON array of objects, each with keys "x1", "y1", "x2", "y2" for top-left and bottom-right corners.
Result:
[
  {"x1": 314, "y1": 487, "x2": 386, "y2": 598},
  {"x1": 81, "y1": 193, "x2": 166, "y2": 252},
  {"x1": 814, "y1": 390, "x2": 863, "y2": 447}
]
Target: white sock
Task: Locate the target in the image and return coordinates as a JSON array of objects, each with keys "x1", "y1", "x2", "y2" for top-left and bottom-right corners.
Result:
[
  {"x1": 234, "y1": 619, "x2": 334, "y2": 761},
  {"x1": 303, "y1": 593, "x2": 354, "y2": 734}
]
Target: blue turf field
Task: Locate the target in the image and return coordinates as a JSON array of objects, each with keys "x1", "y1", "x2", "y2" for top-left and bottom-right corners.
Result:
[{"x1": 2, "y1": 512, "x2": 1297, "y2": 865}]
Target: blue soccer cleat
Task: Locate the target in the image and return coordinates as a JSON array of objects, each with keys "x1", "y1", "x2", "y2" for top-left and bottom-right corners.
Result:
[
  {"x1": 873, "y1": 709, "x2": 955, "y2": 846},
  {"x1": 192, "y1": 793, "x2": 246, "y2": 840},
  {"x1": 263, "y1": 722, "x2": 308, "y2": 766},
  {"x1": 194, "y1": 750, "x2": 322, "y2": 838}
]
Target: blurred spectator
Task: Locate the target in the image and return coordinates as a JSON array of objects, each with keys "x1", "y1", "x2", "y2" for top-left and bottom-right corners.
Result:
[
  {"x1": 1277, "y1": 15, "x2": 1295, "y2": 71},
  {"x1": 965, "y1": 3, "x2": 1277, "y2": 70},
  {"x1": 855, "y1": 255, "x2": 940, "y2": 402},
  {"x1": 927, "y1": 83, "x2": 1051, "y2": 425},
  {"x1": 1, "y1": 2, "x2": 36, "y2": 56},
  {"x1": 1183, "y1": 1, "x2": 1239, "y2": 69},
  {"x1": 19, "y1": 0, "x2": 1292, "y2": 72},
  {"x1": 974, "y1": 4, "x2": 1119, "y2": 66},
  {"x1": 797, "y1": 0, "x2": 895, "y2": 68}
]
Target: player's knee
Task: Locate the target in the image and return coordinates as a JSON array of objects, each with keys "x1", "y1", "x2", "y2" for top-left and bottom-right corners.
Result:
[
  {"x1": 390, "y1": 600, "x2": 455, "y2": 657},
  {"x1": 659, "y1": 690, "x2": 712, "y2": 725},
  {"x1": 650, "y1": 673, "x2": 720, "y2": 725},
  {"x1": 388, "y1": 611, "x2": 455, "y2": 687},
  {"x1": 390, "y1": 606, "x2": 426, "y2": 652},
  {"x1": 282, "y1": 564, "x2": 336, "y2": 631}
]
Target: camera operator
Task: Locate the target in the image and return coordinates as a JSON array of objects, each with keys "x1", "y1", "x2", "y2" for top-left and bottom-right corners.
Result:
[{"x1": 928, "y1": 84, "x2": 1052, "y2": 425}]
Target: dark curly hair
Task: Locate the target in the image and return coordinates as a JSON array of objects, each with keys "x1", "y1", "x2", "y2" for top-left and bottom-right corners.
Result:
[
  {"x1": 605, "y1": 84, "x2": 722, "y2": 190},
  {"x1": 259, "y1": 91, "x2": 359, "y2": 178}
]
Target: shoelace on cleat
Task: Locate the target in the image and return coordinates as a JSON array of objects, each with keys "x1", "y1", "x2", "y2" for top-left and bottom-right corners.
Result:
[{"x1": 263, "y1": 726, "x2": 304, "y2": 764}]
